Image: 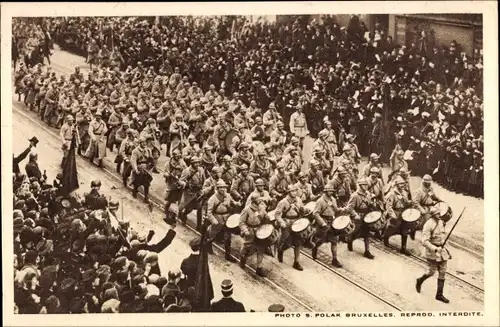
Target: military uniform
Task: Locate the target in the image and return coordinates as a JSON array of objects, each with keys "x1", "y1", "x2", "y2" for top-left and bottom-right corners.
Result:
[
  {"x1": 269, "y1": 173, "x2": 291, "y2": 201},
  {"x1": 416, "y1": 211, "x2": 450, "y2": 303},
  {"x1": 118, "y1": 136, "x2": 136, "y2": 184},
  {"x1": 270, "y1": 128, "x2": 287, "y2": 158},
  {"x1": 230, "y1": 174, "x2": 255, "y2": 204},
  {"x1": 330, "y1": 175, "x2": 351, "y2": 207},
  {"x1": 178, "y1": 165, "x2": 206, "y2": 223},
  {"x1": 130, "y1": 144, "x2": 153, "y2": 200},
  {"x1": 59, "y1": 122, "x2": 80, "y2": 161},
  {"x1": 86, "y1": 117, "x2": 108, "y2": 163},
  {"x1": 249, "y1": 158, "x2": 273, "y2": 185},
  {"x1": 289, "y1": 111, "x2": 309, "y2": 138},
  {"x1": 413, "y1": 185, "x2": 442, "y2": 225},
  {"x1": 383, "y1": 182, "x2": 413, "y2": 254},
  {"x1": 239, "y1": 201, "x2": 273, "y2": 275},
  {"x1": 295, "y1": 180, "x2": 315, "y2": 203},
  {"x1": 308, "y1": 167, "x2": 325, "y2": 195}
]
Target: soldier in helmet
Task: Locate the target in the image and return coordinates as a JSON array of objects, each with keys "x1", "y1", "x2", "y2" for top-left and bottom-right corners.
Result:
[
  {"x1": 270, "y1": 121, "x2": 287, "y2": 158},
  {"x1": 310, "y1": 147, "x2": 330, "y2": 178},
  {"x1": 118, "y1": 129, "x2": 137, "y2": 186},
  {"x1": 85, "y1": 180, "x2": 102, "y2": 210},
  {"x1": 307, "y1": 159, "x2": 325, "y2": 196},
  {"x1": 366, "y1": 167, "x2": 385, "y2": 212},
  {"x1": 295, "y1": 172, "x2": 317, "y2": 203},
  {"x1": 239, "y1": 194, "x2": 273, "y2": 277},
  {"x1": 59, "y1": 114, "x2": 80, "y2": 167},
  {"x1": 311, "y1": 182, "x2": 347, "y2": 268},
  {"x1": 246, "y1": 178, "x2": 272, "y2": 208},
  {"x1": 177, "y1": 156, "x2": 206, "y2": 229},
  {"x1": 363, "y1": 153, "x2": 384, "y2": 184},
  {"x1": 86, "y1": 110, "x2": 108, "y2": 167},
  {"x1": 233, "y1": 142, "x2": 254, "y2": 167},
  {"x1": 383, "y1": 175, "x2": 414, "y2": 255},
  {"x1": 330, "y1": 166, "x2": 352, "y2": 207},
  {"x1": 269, "y1": 161, "x2": 292, "y2": 202},
  {"x1": 130, "y1": 136, "x2": 153, "y2": 203},
  {"x1": 199, "y1": 166, "x2": 223, "y2": 229},
  {"x1": 416, "y1": 206, "x2": 451, "y2": 303},
  {"x1": 249, "y1": 149, "x2": 273, "y2": 186},
  {"x1": 219, "y1": 155, "x2": 237, "y2": 188},
  {"x1": 343, "y1": 177, "x2": 376, "y2": 259},
  {"x1": 413, "y1": 174, "x2": 443, "y2": 227},
  {"x1": 206, "y1": 180, "x2": 240, "y2": 262},
  {"x1": 274, "y1": 184, "x2": 307, "y2": 271},
  {"x1": 230, "y1": 164, "x2": 255, "y2": 208},
  {"x1": 163, "y1": 149, "x2": 187, "y2": 224}
]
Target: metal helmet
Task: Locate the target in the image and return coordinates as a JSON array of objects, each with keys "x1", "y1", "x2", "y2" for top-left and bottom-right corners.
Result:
[
  {"x1": 393, "y1": 176, "x2": 406, "y2": 185},
  {"x1": 191, "y1": 156, "x2": 201, "y2": 163},
  {"x1": 357, "y1": 177, "x2": 369, "y2": 186},
  {"x1": 287, "y1": 184, "x2": 299, "y2": 193},
  {"x1": 337, "y1": 166, "x2": 348, "y2": 175},
  {"x1": 343, "y1": 144, "x2": 352, "y2": 151},
  {"x1": 423, "y1": 174, "x2": 433, "y2": 182},
  {"x1": 369, "y1": 153, "x2": 380, "y2": 161},
  {"x1": 324, "y1": 183, "x2": 335, "y2": 192},
  {"x1": 239, "y1": 164, "x2": 249, "y2": 171},
  {"x1": 369, "y1": 166, "x2": 380, "y2": 174},
  {"x1": 91, "y1": 180, "x2": 102, "y2": 188},
  {"x1": 216, "y1": 180, "x2": 228, "y2": 188},
  {"x1": 255, "y1": 179, "x2": 266, "y2": 186}
]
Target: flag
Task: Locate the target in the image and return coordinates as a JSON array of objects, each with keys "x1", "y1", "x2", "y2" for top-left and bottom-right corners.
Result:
[
  {"x1": 194, "y1": 223, "x2": 214, "y2": 312},
  {"x1": 61, "y1": 134, "x2": 79, "y2": 196}
]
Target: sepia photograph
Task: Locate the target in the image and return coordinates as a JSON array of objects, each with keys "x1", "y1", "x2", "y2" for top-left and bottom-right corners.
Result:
[{"x1": 2, "y1": 2, "x2": 498, "y2": 326}]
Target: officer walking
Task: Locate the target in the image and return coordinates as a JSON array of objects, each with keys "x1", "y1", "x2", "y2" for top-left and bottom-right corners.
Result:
[{"x1": 416, "y1": 206, "x2": 451, "y2": 303}]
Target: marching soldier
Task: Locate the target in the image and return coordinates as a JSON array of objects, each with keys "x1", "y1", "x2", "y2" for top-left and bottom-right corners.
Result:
[
  {"x1": 270, "y1": 121, "x2": 287, "y2": 158},
  {"x1": 230, "y1": 164, "x2": 255, "y2": 208},
  {"x1": 199, "y1": 166, "x2": 223, "y2": 229},
  {"x1": 86, "y1": 111, "x2": 108, "y2": 167},
  {"x1": 416, "y1": 206, "x2": 451, "y2": 303},
  {"x1": 330, "y1": 166, "x2": 352, "y2": 207},
  {"x1": 263, "y1": 102, "x2": 280, "y2": 141},
  {"x1": 269, "y1": 162, "x2": 292, "y2": 202},
  {"x1": 239, "y1": 195, "x2": 273, "y2": 277},
  {"x1": 219, "y1": 155, "x2": 237, "y2": 188},
  {"x1": 313, "y1": 131, "x2": 334, "y2": 172},
  {"x1": 246, "y1": 178, "x2": 272, "y2": 208},
  {"x1": 295, "y1": 172, "x2": 318, "y2": 203},
  {"x1": 206, "y1": 180, "x2": 240, "y2": 262},
  {"x1": 362, "y1": 153, "x2": 384, "y2": 184},
  {"x1": 413, "y1": 174, "x2": 443, "y2": 224},
  {"x1": 232, "y1": 142, "x2": 254, "y2": 167},
  {"x1": 280, "y1": 146, "x2": 302, "y2": 182},
  {"x1": 118, "y1": 129, "x2": 137, "y2": 186},
  {"x1": 59, "y1": 114, "x2": 80, "y2": 167},
  {"x1": 319, "y1": 118, "x2": 338, "y2": 157},
  {"x1": 343, "y1": 178, "x2": 376, "y2": 259},
  {"x1": 249, "y1": 149, "x2": 273, "y2": 186},
  {"x1": 307, "y1": 159, "x2": 325, "y2": 196},
  {"x1": 129, "y1": 136, "x2": 153, "y2": 203},
  {"x1": 309, "y1": 147, "x2": 330, "y2": 178},
  {"x1": 85, "y1": 180, "x2": 103, "y2": 210},
  {"x1": 367, "y1": 167, "x2": 385, "y2": 211},
  {"x1": 177, "y1": 156, "x2": 205, "y2": 229},
  {"x1": 384, "y1": 176, "x2": 414, "y2": 255},
  {"x1": 311, "y1": 183, "x2": 346, "y2": 268},
  {"x1": 163, "y1": 149, "x2": 187, "y2": 224},
  {"x1": 275, "y1": 185, "x2": 306, "y2": 271},
  {"x1": 289, "y1": 104, "x2": 309, "y2": 146},
  {"x1": 390, "y1": 149, "x2": 408, "y2": 175}
]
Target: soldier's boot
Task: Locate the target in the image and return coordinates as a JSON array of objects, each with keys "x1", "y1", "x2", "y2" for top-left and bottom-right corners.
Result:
[
  {"x1": 410, "y1": 230, "x2": 416, "y2": 241},
  {"x1": 224, "y1": 240, "x2": 237, "y2": 263},
  {"x1": 116, "y1": 162, "x2": 122, "y2": 174},
  {"x1": 400, "y1": 235, "x2": 411, "y2": 256},
  {"x1": 435, "y1": 279, "x2": 450, "y2": 303},
  {"x1": 277, "y1": 247, "x2": 284, "y2": 263},
  {"x1": 132, "y1": 186, "x2": 138, "y2": 198},
  {"x1": 347, "y1": 241, "x2": 354, "y2": 252},
  {"x1": 311, "y1": 243, "x2": 319, "y2": 260},
  {"x1": 363, "y1": 237, "x2": 374, "y2": 259},
  {"x1": 255, "y1": 267, "x2": 266, "y2": 277},
  {"x1": 196, "y1": 210, "x2": 203, "y2": 232},
  {"x1": 331, "y1": 242, "x2": 343, "y2": 268},
  {"x1": 383, "y1": 235, "x2": 390, "y2": 247},
  {"x1": 98, "y1": 159, "x2": 104, "y2": 168},
  {"x1": 143, "y1": 187, "x2": 150, "y2": 204},
  {"x1": 416, "y1": 274, "x2": 432, "y2": 293},
  {"x1": 265, "y1": 246, "x2": 274, "y2": 257},
  {"x1": 239, "y1": 253, "x2": 248, "y2": 269},
  {"x1": 292, "y1": 247, "x2": 303, "y2": 271}
]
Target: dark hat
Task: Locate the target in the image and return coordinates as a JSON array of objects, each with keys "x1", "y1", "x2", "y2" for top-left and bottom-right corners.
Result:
[
  {"x1": 268, "y1": 303, "x2": 285, "y2": 312},
  {"x1": 221, "y1": 279, "x2": 233, "y2": 293},
  {"x1": 189, "y1": 237, "x2": 201, "y2": 251},
  {"x1": 82, "y1": 269, "x2": 97, "y2": 283},
  {"x1": 29, "y1": 137, "x2": 39, "y2": 147}
]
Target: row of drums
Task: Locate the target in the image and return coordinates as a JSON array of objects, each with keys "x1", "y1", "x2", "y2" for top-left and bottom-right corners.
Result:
[{"x1": 224, "y1": 201, "x2": 454, "y2": 248}]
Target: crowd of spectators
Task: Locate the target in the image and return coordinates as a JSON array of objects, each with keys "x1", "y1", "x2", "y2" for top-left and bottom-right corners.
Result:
[
  {"x1": 13, "y1": 140, "x2": 240, "y2": 313},
  {"x1": 14, "y1": 15, "x2": 483, "y2": 198}
]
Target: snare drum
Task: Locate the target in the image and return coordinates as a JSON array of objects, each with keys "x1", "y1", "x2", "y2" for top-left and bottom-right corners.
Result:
[
  {"x1": 434, "y1": 202, "x2": 453, "y2": 222},
  {"x1": 255, "y1": 224, "x2": 279, "y2": 247},
  {"x1": 363, "y1": 211, "x2": 383, "y2": 233},
  {"x1": 291, "y1": 218, "x2": 313, "y2": 242},
  {"x1": 401, "y1": 208, "x2": 421, "y2": 232},
  {"x1": 268, "y1": 209, "x2": 276, "y2": 222},
  {"x1": 332, "y1": 215, "x2": 355, "y2": 238},
  {"x1": 225, "y1": 214, "x2": 241, "y2": 235}
]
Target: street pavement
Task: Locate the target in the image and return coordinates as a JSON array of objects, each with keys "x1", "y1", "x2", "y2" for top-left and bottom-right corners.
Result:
[
  {"x1": 44, "y1": 46, "x2": 485, "y2": 256},
  {"x1": 12, "y1": 102, "x2": 484, "y2": 311}
]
